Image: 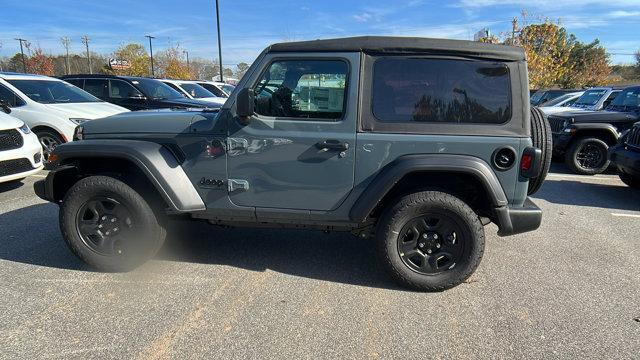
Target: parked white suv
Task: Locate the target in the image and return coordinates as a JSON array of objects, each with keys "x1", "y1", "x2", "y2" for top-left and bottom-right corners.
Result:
[
  {"x1": 539, "y1": 91, "x2": 584, "y2": 115},
  {"x1": 160, "y1": 79, "x2": 226, "y2": 106},
  {"x1": 0, "y1": 72, "x2": 128, "y2": 160},
  {"x1": 196, "y1": 81, "x2": 234, "y2": 97},
  {"x1": 0, "y1": 107, "x2": 43, "y2": 184}
]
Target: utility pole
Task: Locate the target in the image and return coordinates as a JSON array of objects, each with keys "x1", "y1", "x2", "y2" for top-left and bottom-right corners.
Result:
[
  {"x1": 145, "y1": 35, "x2": 155, "y2": 77},
  {"x1": 183, "y1": 50, "x2": 190, "y2": 73},
  {"x1": 215, "y1": 0, "x2": 223, "y2": 82},
  {"x1": 14, "y1": 38, "x2": 28, "y2": 73},
  {"x1": 511, "y1": 17, "x2": 519, "y2": 46},
  {"x1": 81, "y1": 35, "x2": 92, "y2": 74},
  {"x1": 61, "y1": 37, "x2": 71, "y2": 75}
]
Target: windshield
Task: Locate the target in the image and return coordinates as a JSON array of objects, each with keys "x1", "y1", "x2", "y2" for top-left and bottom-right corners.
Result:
[
  {"x1": 222, "y1": 84, "x2": 235, "y2": 94},
  {"x1": 7, "y1": 79, "x2": 100, "y2": 104},
  {"x1": 530, "y1": 90, "x2": 544, "y2": 104},
  {"x1": 179, "y1": 83, "x2": 216, "y2": 99},
  {"x1": 131, "y1": 78, "x2": 183, "y2": 100},
  {"x1": 608, "y1": 87, "x2": 640, "y2": 110},
  {"x1": 542, "y1": 93, "x2": 577, "y2": 107},
  {"x1": 574, "y1": 89, "x2": 608, "y2": 106}
]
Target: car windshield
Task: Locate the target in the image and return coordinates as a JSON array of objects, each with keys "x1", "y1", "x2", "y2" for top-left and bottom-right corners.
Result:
[
  {"x1": 608, "y1": 87, "x2": 640, "y2": 110},
  {"x1": 131, "y1": 78, "x2": 183, "y2": 100},
  {"x1": 222, "y1": 84, "x2": 235, "y2": 94},
  {"x1": 574, "y1": 89, "x2": 608, "y2": 106},
  {"x1": 179, "y1": 83, "x2": 216, "y2": 99},
  {"x1": 7, "y1": 79, "x2": 101, "y2": 104},
  {"x1": 542, "y1": 93, "x2": 576, "y2": 107},
  {"x1": 530, "y1": 90, "x2": 545, "y2": 104}
]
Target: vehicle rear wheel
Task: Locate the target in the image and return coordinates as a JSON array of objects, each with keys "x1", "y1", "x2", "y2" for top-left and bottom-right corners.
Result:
[
  {"x1": 619, "y1": 173, "x2": 640, "y2": 189},
  {"x1": 528, "y1": 106, "x2": 552, "y2": 195},
  {"x1": 376, "y1": 191, "x2": 485, "y2": 292},
  {"x1": 59, "y1": 175, "x2": 166, "y2": 271},
  {"x1": 565, "y1": 137, "x2": 610, "y2": 175},
  {"x1": 35, "y1": 129, "x2": 64, "y2": 163}
]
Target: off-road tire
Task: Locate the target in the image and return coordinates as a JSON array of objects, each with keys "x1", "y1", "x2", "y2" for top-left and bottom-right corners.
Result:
[
  {"x1": 59, "y1": 175, "x2": 166, "y2": 271},
  {"x1": 565, "y1": 137, "x2": 610, "y2": 175},
  {"x1": 528, "y1": 106, "x2": 552, "y2": 195},
  {"x1": 619, "y1": 173, "x2": 640, "y2": 189},
  {"x1": 376, "y1": 191, "x2": 485, "y2": 292}
]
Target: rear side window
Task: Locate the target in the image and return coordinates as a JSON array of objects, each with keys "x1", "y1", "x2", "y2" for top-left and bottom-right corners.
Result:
[
  {"x1": 84, "y1": 79, "x2": 108, "y2": 98},
  {"x1": 0, "y1": 84, "x2": 25, "y2": 107},
  {"x1": 372, "y1": 58, "x2": 511, "y2": 124}
]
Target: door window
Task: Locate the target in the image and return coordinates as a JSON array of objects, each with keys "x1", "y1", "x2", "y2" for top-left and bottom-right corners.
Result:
[
  {"x1": 110, "y1": 80, "x2": 143, "y2": 99},
  {"x1": 83, "y1": 79, "x2": 108, "y2": 98},
  {"x1": 0, "y1": 84, "x2": 25, "y2": 107},
  {"x1": 253, "y1": 59, "x2": 348, "y2": 120}
]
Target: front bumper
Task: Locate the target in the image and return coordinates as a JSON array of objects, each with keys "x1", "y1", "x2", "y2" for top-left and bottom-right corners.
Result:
[
  {"x1": 33, "y1": 165, "x2": 75, "y2": 203},
  {"x1": 609, "y1": 144, "x2": 640, "y2": 177},
  {"x1": 494, "y1": 197, "x2": 542, "y2": 236},
  {"x1": 551, "y1": 132, "x2": 572, "y2": 155}
]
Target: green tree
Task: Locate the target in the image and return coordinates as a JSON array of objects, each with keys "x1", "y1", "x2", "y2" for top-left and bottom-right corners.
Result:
[
  {"x1": 108, "y1": 43, "x2": 150, "y2": 77},
  {"x1": 235, "y1": 62, "x2": 250, "y2": 79},
  {"x1": 561, "y1": 39, "x2": 610, "y2": 88}
]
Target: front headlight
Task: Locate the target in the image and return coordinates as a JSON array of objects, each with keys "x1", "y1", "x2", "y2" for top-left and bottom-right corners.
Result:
[
  {"x1": 69, "y1": 118, "x2": 89, "y2": 125},
  {"x1": 18, "y1": 123, "x2": 31, "y2": 134},
  {"x1": 73, "y1": 125, "x2": 84, "y2": 141}
]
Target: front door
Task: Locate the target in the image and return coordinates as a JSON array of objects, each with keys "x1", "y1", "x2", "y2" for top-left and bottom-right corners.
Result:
[{"x1": 226, "y1": 53, "x2": 360, "y2": 212}]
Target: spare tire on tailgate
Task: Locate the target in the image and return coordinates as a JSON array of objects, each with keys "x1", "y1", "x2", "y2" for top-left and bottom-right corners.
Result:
[{"x1": 527, "y1": 106, "x2": 552, "y2": 195}]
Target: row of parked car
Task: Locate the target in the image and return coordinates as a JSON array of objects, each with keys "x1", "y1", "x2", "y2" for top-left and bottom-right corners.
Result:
[
  {"x1": 0, "y1": 71, "x2": 236, "y2": 184},
  {"x1": 531, "y1": 86, "x2": 640, "y2": 187}
]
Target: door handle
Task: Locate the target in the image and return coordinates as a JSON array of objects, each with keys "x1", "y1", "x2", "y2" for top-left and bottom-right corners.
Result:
[{"x1": 316, "y1": 139, "x2": 349, "y2": 151}]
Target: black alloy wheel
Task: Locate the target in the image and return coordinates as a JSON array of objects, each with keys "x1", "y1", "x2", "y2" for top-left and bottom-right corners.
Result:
[
  {"x1": 397, "y1": 214, "x2": 464, "y2": 275},
  {"x1": 576, "y1": 143, "x2": 606, "y2": 170},
  {"x1": 75, "y1": 196, "x2": 136, "y2": 256}
]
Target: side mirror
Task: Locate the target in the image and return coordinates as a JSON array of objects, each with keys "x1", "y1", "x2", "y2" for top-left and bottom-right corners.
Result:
[
  {"x1": 236, "y1": 88, "x2": 255, "y2": 119},
  {"x1": 0, "y1": 101, "x2": 11, "y2": 114}
]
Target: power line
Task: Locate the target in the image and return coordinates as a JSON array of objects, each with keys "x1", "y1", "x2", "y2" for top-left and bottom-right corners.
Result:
[
  {"x1": 81, "y1": 35, "x2": 92, "y2": 74},
  {"x1": 61, "y1": 37, "x2": 71, "y2": 75},
  {"x1": 14, "y1": 38, "x2": 27, "y2": 73}
]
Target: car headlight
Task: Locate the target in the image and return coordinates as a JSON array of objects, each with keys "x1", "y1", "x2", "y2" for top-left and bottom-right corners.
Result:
[
  {"x1": 69, "y1": 118, "x2": 89, "y2": 125},
  {"x1": 73, "y1": 125, "x2": 84, "y2": 141},
  {"x1": 18, "y1": 123, "x2": 31, "y2": 134}
]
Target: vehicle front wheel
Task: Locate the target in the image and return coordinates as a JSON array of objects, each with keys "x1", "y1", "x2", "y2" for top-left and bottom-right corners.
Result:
[
  {"x1": 59, "y1": 175, "x2": 166, "y2": 271},
  {"x1": 565, "y1": 137, "x2": 610, "y2": 175},
  {"x1": 619, "y1": 173, "x2": 640, "y2": 189},
  {"x1": 35, "y1": 130, "x2": 64, "y2": 163},
  {"x1": 376, "y1": 191, "x2": 485, "y2": 292}
]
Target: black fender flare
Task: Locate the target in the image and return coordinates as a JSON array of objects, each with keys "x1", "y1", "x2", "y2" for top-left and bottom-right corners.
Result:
[
  {"x1": 349, "y1": 154, "x2": 508, "y2": 222},
  {"x1": 570, "y1": 123, "x2": 620, "y2": 143},
  {"x1": 45, "y1": 140, "x2": 205, "y2": 212}
]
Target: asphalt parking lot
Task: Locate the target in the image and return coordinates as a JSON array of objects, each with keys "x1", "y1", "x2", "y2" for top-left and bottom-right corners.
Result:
[{"x1": 1, "y1": 165, "x2": 639, "y2": 359}]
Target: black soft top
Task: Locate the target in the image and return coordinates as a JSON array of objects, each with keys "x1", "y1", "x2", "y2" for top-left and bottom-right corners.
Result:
[{"x1": 267, "y1": 36, "x2": 525, "y2": 61}]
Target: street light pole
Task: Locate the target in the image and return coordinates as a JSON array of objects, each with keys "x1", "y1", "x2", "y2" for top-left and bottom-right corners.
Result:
[
  {"x1": 183, "y1": 50, "x2": 190, "y2": 73},
  {"x1": 215, "y1": 0, "x2": 223, "y2": 82},
  {"x1": 14, "y1": 38, "x2": 27, "y2": 73},
  {"x1": 145, "y1": 35, "x2": 155, "y2": 77}
]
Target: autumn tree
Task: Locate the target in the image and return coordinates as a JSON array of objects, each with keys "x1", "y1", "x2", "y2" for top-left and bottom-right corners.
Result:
[
  {"x1": 518, "y1": 21, "x2": 572, "y2": 88},
  {"x1": 561, "y1": 39, "x2": 610, "y2": 88},
  {"x1": 25, "y1": 46, "x2": 55, "y2": 76},
  {"x1": 108, "y1": 43, "x2": 150, "y2": 76},
  {"x1": 156, "y1": 44, "x2": 192, "y2": 79}
]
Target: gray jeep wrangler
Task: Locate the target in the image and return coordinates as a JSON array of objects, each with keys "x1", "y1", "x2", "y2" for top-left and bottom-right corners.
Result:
[{"x1": 35, "y1": 37, "x2": 550, "y2": 291}]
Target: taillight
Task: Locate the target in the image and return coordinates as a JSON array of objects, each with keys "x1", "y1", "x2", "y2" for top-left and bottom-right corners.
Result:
[{"x1": 520, "y1": 147, "x2": 542, "y2": 178}]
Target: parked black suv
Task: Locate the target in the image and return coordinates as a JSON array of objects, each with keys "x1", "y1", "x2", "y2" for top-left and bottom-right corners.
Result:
[
  {"x1": 61, "y1": 75, "x2": 216, "y2": 111},
  {"x1": 547, "y1": 86, "x2": 640, "y2": 175},
  {"x1": 610, "y1": 122, "x2": 640, "y2": 188}
]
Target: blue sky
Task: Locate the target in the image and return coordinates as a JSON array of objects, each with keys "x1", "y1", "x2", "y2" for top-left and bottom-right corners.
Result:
[{"x1": 0, "y1": 0, "x2": 638, "y2": 68}]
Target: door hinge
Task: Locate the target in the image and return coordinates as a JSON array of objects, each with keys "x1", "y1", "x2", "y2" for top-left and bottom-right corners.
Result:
[
  {"x1": 228, "y1": 179, "x2": 250, "y2": 192},
  {"x1": 227, "y1": 137, "x2": 248, "y2": 150}
]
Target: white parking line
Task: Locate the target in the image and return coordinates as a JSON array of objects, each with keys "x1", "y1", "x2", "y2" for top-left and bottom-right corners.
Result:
[
  {"x1": 611, "y1": 213, "x2": 640, "y2": 218},
  {"x1": 28, "y1": 174, "x2": 47, "y2": 178},
  {"x1": 546, "y1": 173, "x2": 620, "y2": 182}
]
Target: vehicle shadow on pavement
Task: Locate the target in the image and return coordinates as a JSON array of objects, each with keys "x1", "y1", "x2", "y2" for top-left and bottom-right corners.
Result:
[
  {"x1": 535, "y1": 179, "x2": 640, "y2": 211},
  {"x1": 0, "y1": 203, "x2": 88, "y2": 270},
  {"x1": 0, "y1": 204, "x2": 403, "y2": 290},
  {"x1": 162, "y1": 221, "x2": 405, "y2": 291},
  {"x1": 0, "y1": 180, "x2": 25, "y2": 193}
]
